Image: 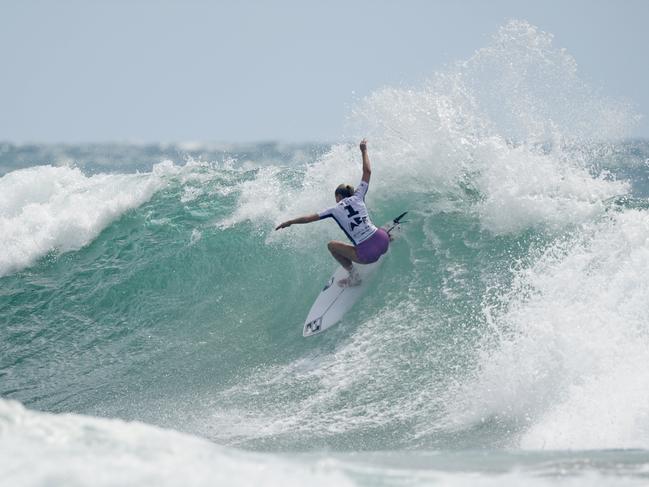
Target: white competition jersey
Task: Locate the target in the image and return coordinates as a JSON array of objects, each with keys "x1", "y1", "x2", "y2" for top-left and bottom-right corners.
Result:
[{"x1": 317, "y1": 181, "x2": 378, "y2": 245}]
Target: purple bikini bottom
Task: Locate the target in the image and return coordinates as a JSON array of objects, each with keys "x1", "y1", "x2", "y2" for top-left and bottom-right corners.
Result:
[{"x1": 356, "y1": 228, "x2": 390, "y2": 264}]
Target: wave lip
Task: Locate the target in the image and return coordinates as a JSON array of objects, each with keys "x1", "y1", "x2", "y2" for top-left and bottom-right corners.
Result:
[
  {"x1": 228, "y1": 20, "x2": 633, "y2": 240},
  {"x1": 0, "y1": 163, "x2": 171, "y2": 277}
]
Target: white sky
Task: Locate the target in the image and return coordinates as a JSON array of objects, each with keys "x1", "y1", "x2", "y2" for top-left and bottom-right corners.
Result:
[{"x1": 2, "y1": 0, "x2": 648, "y2": 143}]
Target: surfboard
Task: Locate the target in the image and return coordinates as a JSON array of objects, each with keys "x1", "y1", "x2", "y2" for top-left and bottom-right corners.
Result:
[{"x1": 303, "y1": 212, "x2": 407, "y2": 337}]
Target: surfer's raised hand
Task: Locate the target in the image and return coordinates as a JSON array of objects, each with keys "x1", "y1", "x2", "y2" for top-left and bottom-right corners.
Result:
[
  {"x1": 360, "y1": 139, "x2": 371, "y2": 183},
  {"x1": 360, "y1": 138, "x2": 368, "y2": 153}
]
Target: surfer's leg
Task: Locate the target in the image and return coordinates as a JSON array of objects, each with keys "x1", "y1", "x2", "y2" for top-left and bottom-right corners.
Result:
[
  {"x1": 327, "y1": 240, "x2": 360, "y2": 269},
  {"x1": 327, "y1": 241, "x2": 362, "y2": 287}
]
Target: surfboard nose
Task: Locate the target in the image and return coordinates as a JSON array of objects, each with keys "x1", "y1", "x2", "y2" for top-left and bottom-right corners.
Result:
[{"x1": 303, "y1": 317, "x2": 322, "y2": 337}]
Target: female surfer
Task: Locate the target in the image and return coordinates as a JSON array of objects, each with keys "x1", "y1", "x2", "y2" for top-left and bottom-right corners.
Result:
[{"x1": 275, "y1": 139, "x2": 389, "y2": 287}]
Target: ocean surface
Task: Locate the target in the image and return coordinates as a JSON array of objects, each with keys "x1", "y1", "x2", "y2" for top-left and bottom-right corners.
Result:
[{"x1": 3, "y1": 20, "x2": 649, "y2": 485}]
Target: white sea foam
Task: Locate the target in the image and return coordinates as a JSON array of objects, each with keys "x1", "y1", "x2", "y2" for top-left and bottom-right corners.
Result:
[
  {"x1": 447, "y1": 210, "x2": 649, "y2": 449},
  {"x1": 348, "y1": 20, "x2": 631, "y2": 234},
  {"x1": 0, "y1": 163, "x2": 177, "y2": 277},
  {"x1": 3, "y1": 400, "x2": 645, "y2": 486},
  {"x1": 224, "y1": 21, "x2": 631, "y2": 238},
  {"x1": 472, "y1": 137, "x2": 627, "y2": 234},
  {"x1": 0, "y1": 399, "x2": 354, "y2": 487}
]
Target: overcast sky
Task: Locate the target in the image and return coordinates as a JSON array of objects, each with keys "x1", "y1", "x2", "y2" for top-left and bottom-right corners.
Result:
[{"x1": 2, "y1": 0, "x2": 648, "y2": 143}]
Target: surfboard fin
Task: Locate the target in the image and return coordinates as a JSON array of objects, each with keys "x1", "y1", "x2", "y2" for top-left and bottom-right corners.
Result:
[
  {"x1": 393, "y1": 211, "x2": 408, "y2": 224},
  {"x1": 387, "y1": 211, "x2": 408, "y2": 235}
]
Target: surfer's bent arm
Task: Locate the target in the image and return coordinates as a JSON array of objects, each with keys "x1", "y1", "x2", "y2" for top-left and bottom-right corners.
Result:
[
  {"x1": 275, "y1": 213, "x2": 319, "y2": 230},
  {"x1": 360, "y1": 138, "x2": 371, "y2": 184}
]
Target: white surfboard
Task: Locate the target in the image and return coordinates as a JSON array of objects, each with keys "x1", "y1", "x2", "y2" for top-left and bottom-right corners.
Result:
[{"x1": 303, "y1": 212, "x2": 407, "y2": 337}]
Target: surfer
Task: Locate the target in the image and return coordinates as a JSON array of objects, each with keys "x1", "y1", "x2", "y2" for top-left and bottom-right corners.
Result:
[{"x1": 275, "y1": 139, "x2": 389, "y2": 287}]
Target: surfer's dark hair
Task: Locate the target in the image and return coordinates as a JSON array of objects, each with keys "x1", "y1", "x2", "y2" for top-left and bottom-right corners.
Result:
[{"x1": 335, "y1": 184, "x2": 354, "y2": 198}]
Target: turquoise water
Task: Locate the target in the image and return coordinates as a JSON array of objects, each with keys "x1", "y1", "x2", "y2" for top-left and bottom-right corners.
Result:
[{"x1": 3, "y1": 20, "x2": 649, "y2": 485}]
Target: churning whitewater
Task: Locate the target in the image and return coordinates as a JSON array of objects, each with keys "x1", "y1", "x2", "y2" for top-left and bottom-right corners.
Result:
[{"x1": 2, "y1": 21, "x2": 649, "y2": 485}]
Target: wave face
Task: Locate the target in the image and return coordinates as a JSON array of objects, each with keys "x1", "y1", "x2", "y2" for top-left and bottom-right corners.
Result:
[{"x1": 2, "y1": 20, "x2": 649, "y2": 484}]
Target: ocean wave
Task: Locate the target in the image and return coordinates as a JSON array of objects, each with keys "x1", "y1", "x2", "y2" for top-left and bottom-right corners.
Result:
[
  {"x1": 446, "y1": 210, "x2": 649, "y2": 449},
  {"x1": 0, "y1": 163, "x2": 178, "y2": 277},
  {"x1": 0, "y1": 399, "x2": 354, "y2": 487}
]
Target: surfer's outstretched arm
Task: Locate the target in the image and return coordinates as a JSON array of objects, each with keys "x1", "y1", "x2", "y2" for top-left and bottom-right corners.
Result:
[
  {"x1": 360, "y1": 138, "x2": 371, "y2": 184},
  {"x1": 275, "y1": 213, "x2": 319, "y2": 230}
]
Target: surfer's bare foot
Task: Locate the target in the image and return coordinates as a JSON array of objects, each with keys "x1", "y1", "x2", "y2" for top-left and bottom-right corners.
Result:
[
  {"x1": 337, "y1": 277, "x2": 362, "y2": 287},
  {"x1": 338, "y1": 267, "x2": 361, "y2": 287}
]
